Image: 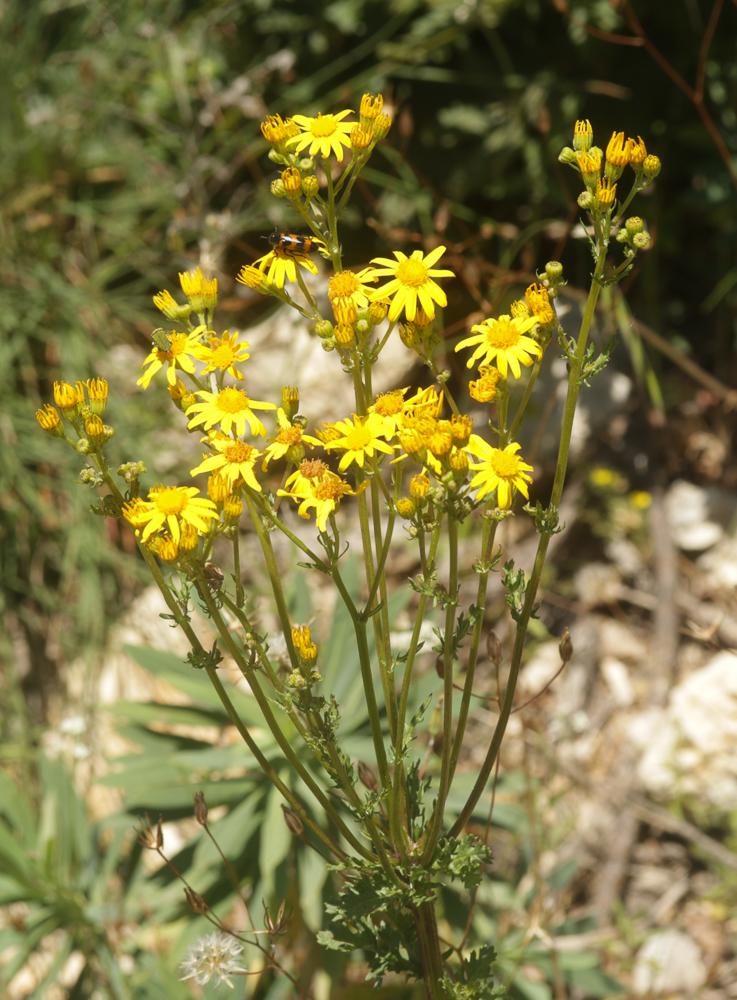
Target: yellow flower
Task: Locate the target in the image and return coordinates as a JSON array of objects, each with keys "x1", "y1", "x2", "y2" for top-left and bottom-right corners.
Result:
[
  {"x1": 278, "y1": 460, "x2": 356, "y2": 532},
  {"x1": 573, "y1": 119, "x2": 593, "y2": 152},
  {"x1": 290, "y1": 110, "x2": 355, "y2": 162},
  {"x1": 625, "y1": 135, "x2": 647, "y2": 165},
  {"x1": 367, "y1": 246, "x2": 454, "y2": 323},
  {"x1": 327, "y1": 268, "x2": 376, "y2": 311},
  {"x1": 360, "y1": 93, "x2": 384, "y2": 120},
  {"x1": 456, "y1": 314, "x2": 540, "y2": 378},
  {"x1": 197, "y1": 331, "x2": 251, "y2": 380},
  {"x1": 292, "y1": 624, "x2": 318, "y2": 662},
  {"x1": 137, "y1": 330, "x2": 203, "y2": 389},
  {"x1": 596, "y1": 177, "x2": 617, "y2": 208},
  {"x1": 190, "y1": 438, "x2": 262, "y2": 491},
  {"x1": 465, "y1": 437, "x2": 533, "y2": 509},
  {"x1": 525, "y1": 283, "x2": 555, "y2": 325},
  {"x1": 126, "y1": 485, "x2": 218, "y2": 544},
  {"x1": 252, "y1": 247, "x2": 318, "y2": 289},
  {"x1": 179, "y1": 267, "x2": 218, "y2": 313},
  {"x1": 235, "y1": 264, "x2": 272, "y2": 292},
  {"x1": 53, "y1": 380, "x2": 84, "y2": 412},
  {"x1": 261, "y1": 113, "x2": 300, "y2": 149},
  {"x1": 86, "y1": 377, "x2": 109, "y2": 415},
  {"x1": 262, "y1": 408, "x2": 321, "y2": 468},
  {"x1": 186, "y1": 387, "x2": 276, "y2": 437},
  {"x1": 605, "y1": 131, "x2": 628, "y2": 169},
  {"x1": 324, "y1": 412, "x2": 395, "y2": 472},
  {"x1": 35, "y1": 404, "x2": 62, "y2": 434},
  {"x1": 153, "y1": 289, "x2": 191, "y2": 321},
  {"x1": 468, "y1": 366, "x2": 501, "y2": 403},
  {"x1": 368, "y1": 388, "x2": 409, "y2": 438}
]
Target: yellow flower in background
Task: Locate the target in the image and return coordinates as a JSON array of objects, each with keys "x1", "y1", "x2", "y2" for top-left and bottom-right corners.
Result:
[
  {"x1": 253, "y1": 247, "x2": 319, "y2": 289},
  {"x1": 197, "y1": 331, "x2": 251, "y2": 380},
  {"x1": 455, "y1": 314, "x2": 540, "y2": 378},
  {"x1": 324, "y1": 412, "x2": 395, "y2": 472},
  {"x1": 186, "y1": 387, "x2": 276, "y2": 437},
  {"x1": 235, "y1": 264, "x2": 272, "y2": 292},
  {"x1": 289, "y1": 110, "x2": 355, "y2": 161},
  {"x1": 179, "y1": 267, "x2": 218, "y2": 313},
  {"x1": 190, "y1": 438, "x2": 262, "y2": 491},
  {"x1": 138, "y1": 330, "x2": 203, "y2": 389},
  {"x1": 262, "y1": 408, "x2": 321, "y2": 468},
  {"x1": 367, "y1": 246, "x2": 454, "y2": 323},
  {"x1": 278, "y1": 459, "x2": 356, "y2": 532},
  {"x1": 465, "y1": 437, "x2": 533, "y2": 509},
  {"x1": 125, "y1": 485, "x2": 218, "y2": 544}
]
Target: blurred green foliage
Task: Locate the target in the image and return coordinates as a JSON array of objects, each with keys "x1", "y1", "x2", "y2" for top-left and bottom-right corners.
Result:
[{"x1": 3, "y1": 0, "x2": 736, "y2": 708}]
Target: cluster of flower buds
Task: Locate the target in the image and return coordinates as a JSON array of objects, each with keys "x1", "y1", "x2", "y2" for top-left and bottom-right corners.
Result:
[{"x1": 36, "y1": 378, "x2": 114, "y2": 455}]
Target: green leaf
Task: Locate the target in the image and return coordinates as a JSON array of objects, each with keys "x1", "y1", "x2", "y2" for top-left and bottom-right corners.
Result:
[{"x1": 258, "y1": 782, "x2": 293, "y2": 898}]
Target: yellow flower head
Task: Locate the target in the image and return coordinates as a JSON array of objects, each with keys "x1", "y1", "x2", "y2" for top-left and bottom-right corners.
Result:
[
  {"x1": 369, "y1": 388, "x2": 409, "y2": 438},
  {"x1": 292, "y1": 624, "x2": 318, "y2": 662},
  {"x1": 596, "y1": 177, "x2": 617, "y2": 209},
  {"x1": 252, "y1": 246, "x2": 319, "y2": 289},
  {"x1": 625, "y1": 135, "x2": 647, "y2": 166},
  {"x1": 328, "y1": 268, "x2": 376, "y2": 311},
  {"x1": 86, "y1": 378, "x2": 109, "y2": 415},
  {"x1": 235, "y1": 264, "x2": 272, "y2": 292},
  {"x1": 35, "y1": 403, "x2": 63, "y2": 434},
  {"x1": 456, "y1": 314, "x2": 541, "y2": 378},
  {"x1": 281, "y1": 166, "x2": 302, "y2": 195},
  {"x1": 191, "y1": 438, "x2": 262, "y2": 491},
  {"x1": 137, "y1": 330, "x2": 203, "y2": 390},
  {"x1": 128, "y1": 485, "x2": 218, "y2": 544},
  {"x1": 324, "y1": 411, "x2": 395, "y2": 472},
  {"x1": 577, "y1": 148, "x2": 602, "y2": 184},
  {"x1": 525, "y1": 283, "x2": 555, "y2": 325},
  {"x1": 197, "y1": 331, "x2": 251, "y2": 380},
  {"x1": 466, "y1": 437, "x2": 533, "y2": 509},
  {"x1": 290, "y1": 110, "x2": 355, "y2": 162},
  {"x1": 186, "y1": 387, "x2": 276, "y2": 437},
  {"x1": 573, "y1": 119, "x2": 593, "y2": 152},
  {"x1": 260, "y1": 113, "x2": 300, "y2": 149},
  {"x1": 148, "y1": 534, "x2": 180, "y2": 562},
  {"x1": 360, "y1": 93, "x2": 384, "y2": 120},
  {"x1": 262, "y1": 408, "x2": 321, "y2": 468},
  {"x1": 278, "y1": 460, "x2": 356, "y2": 532},
  {"x1": 468, "y1": 365, "x2": 501, "y2": 404},
  {"x1": 153, "y1": 289, "x2": 191, "y2": 321},
  {"x1": 351, "y1": 125, "x2": 375, "y2": 151},
  {"x1": 409, "y1": 473, "x2": 431, "y2": 499},
  {"x1": 367, "y1": 246, "x2": 454, "y2": 323},
  {"x1": 178, "y1": 267, "x2": 218, "y2": 313},
  {"x1": 53, "y1": 380, "x2": 84, "y2": 413},
  {"x1": 606, "y1": 131, "x2": 628, "y2": 168}
]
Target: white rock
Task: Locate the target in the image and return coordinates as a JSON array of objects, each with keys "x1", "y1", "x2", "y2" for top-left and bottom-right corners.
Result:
[
  {"x1": 665, "y1": 480, "x2": 723, "y2": 551},
  {"x1": 632, "y1": 928, "x2": 706, "y2": 994},
  {"x1": 601, "y1": 656, "x2": 634, "y2": 706},
  {"x1": 697, "y1": 536, "x2": 737, "y2": 589}
]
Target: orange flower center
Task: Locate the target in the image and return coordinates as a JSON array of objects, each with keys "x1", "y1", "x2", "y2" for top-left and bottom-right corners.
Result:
[
  {"x1": 216, "y1": 387, "x2": 249, "y2": 413},
  {"x1": 224, "y1": 442, "x2": 254, "y2": 463},
  {"x1": 374, "y1": 391, "x2": 404, "y2": 416},
  {"x1": 315, "y1": 476, "x2": 349, "y2": 501},
  {"x1": 277, "y1": 426, "x2": 303, "y2": 445},
  {"x1": 153, "y1": 487, "x2": 188, "y2": 515},
  {"x1": 490, "y1": 451, "x2": 521, "y2": 479},
  {"x1": 329, "y1": 271, "x2": 360, "y2": 300},
  {"x1": 396, "y1": 258, "x2": 428, "y2": 288},
  {"x1": 484, "y1": 318, "x2": 521, "y2": 349},
  {"x1": 300, "y1": 459, "x2": 328, "y2": 479}
]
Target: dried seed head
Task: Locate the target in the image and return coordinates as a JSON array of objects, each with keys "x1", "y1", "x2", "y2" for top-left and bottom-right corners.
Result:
[
  {"x1": 281, "y1": 805, "x2": 304, "y2": 837},
  {"x1": 559, "y1": 627, "x2": 573, "y2": 663},
  {"x1": 194, "y1": 791, "x2": 208, "y2": 826}
]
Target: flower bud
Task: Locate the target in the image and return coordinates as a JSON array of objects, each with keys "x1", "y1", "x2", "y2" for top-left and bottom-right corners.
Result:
[
  {"x1": 281, "y1": 166, "x2": 302, "y2": 196},
  {"x1": 194, "y1": 791, "x2": 209, "y2": 826},
  {"x1": 351, "y1": 125, "x2": 374, "y2": 151},
  {"x1": 282, "y1": 805, "x2": 304, "y2": 837},
  {"x1": 53, "y1": 380, "x2": 83, "y2": 413},
  {"x1": 632, "y1": 231, "x2": 651, "y2": 250},
  {"x1": 559, "y1": 627, "x2": 573, "y2": 663},
  {"x1": 357, "y1": 761, "x2": 377, "y2": 790},
  {"x1": 625, "y1": 135, "x2": 647, "y2": 166},
  {"x1": 368, "y1": 300, "x2": 388, "y2": 325},
  {"x1": 302, "y1": 175, "x2": 319, "y2": 199},
  {"x1": 270, "y1": 178, "x2": 286, "y2": 198},
  {"x1": 558, "y1": 145, "x2": 577, "y2": 166},
  {"x1": 642, "y1": 154, "x2": 661, "y2": 180},
  {"x1": 281, "y1": 385, "x2": 299, "y2": 419},
  {"x1": 572, "y1": 119, "x2": 593, "y2": 152},
  {"x1": 577, "y1": 190, "x2": 593, "y2": 210},
  {"x1": 334, "y1": 324, "x2": 354, "y2": 347},
  {"x1": 314, "y1": 318, "x2": 334, "y2": 339},
  {"x1": 396, "y1": 497, "x2": 416, "y2": 518},
  {"x1": 184, "y1": 887, "x2": 208, "y2": 914},
  {"x1": 545, "y1": 261, "x2": 564, "y2": 281},
  {"x1": 595, "y1": 178, "x2": 617, "y2": 209},
  {"x1": 409, "y1": 473, "x2": 431, "y2": 499},
  {"x1": 86, "y1": 377, "x2": 109, "y2": 415}
]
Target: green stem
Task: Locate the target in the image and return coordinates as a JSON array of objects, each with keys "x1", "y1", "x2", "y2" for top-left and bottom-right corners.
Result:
[
  {"x1": 420, "y1": 515, "x2": 458, "y2": 863},
  {"x1": 415, "y1": 901, "x2": 445, "y2": 998},
  {"x1": 446, "y1": 518, "x2": 497, "y2": 787},
  {"x1": 449, "y1": 247, "x2": 607, "y2": 837}
]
